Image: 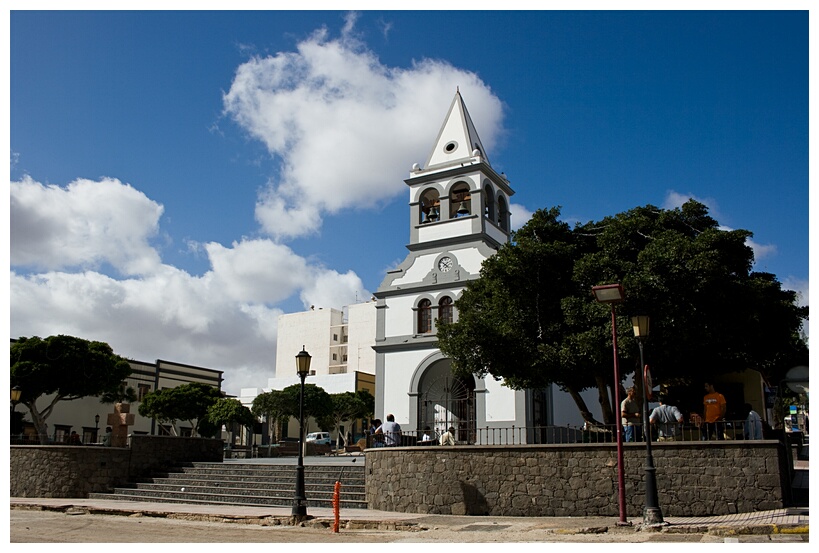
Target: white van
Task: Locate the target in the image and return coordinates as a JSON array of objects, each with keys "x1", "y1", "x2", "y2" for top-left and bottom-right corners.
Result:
[{"x1": 305, "y1": 432, "x2": 331, "y2": 445}]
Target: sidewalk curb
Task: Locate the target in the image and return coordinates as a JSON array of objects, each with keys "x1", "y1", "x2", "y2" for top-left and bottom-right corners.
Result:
[{"x1": 10, "y1": 501, "x2": 808, "y2": 536}]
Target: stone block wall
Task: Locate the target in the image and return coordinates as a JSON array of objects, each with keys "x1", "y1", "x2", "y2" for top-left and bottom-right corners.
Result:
[
  {"x1": 365, "y1": 441, "x2": 786, "y2": 517},
  {"x1": 11, "y1": 436, "x2": 224, "y2": 498},
  {"x1": 129, "y1": 435, "x2": 223, "y2": 478},
  {"x1": 10, "y1": 445, "x2": 131, "y2": 498}
]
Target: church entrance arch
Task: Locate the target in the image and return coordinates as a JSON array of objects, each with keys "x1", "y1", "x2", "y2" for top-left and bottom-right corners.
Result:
[{"x1": 417, "y1": 359, "x2": 476, "y2": 444}]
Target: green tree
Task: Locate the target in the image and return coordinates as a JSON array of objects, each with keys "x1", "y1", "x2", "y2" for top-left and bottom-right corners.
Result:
[
  {"x1": 138, "y1": 382, "x2": 223, "y2": 436},
  {"x1": 10, "y1": 335, "x2": 132, "y2": 443},
  {"x1": 251, "y1": 389, "x2": 293, "y2": 444},
  {"x1": 99, "y1": 381, "x2": 137, "y2": 405},
  {"x1": 322, "y1": 390, "x2": 375, "y2": 448},
  {"x1": 207, "y1": 398, "x2": 257, "y2": 443},
  {"x1": 281, "y1": 383, "x2": 333, "y2": 434},
  {"x1": 438, "y1": 202, "x2": 808, "y2": 425}
]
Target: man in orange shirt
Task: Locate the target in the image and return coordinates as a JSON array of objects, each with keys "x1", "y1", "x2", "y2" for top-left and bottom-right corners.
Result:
[{"x1": 702, "y1": 382, "x2": 727, "y2": 440}]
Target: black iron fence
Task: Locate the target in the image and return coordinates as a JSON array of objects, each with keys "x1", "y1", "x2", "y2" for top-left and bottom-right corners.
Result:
[{"x1": 365, "y1": 419, "x2": 772, "y2": 447}]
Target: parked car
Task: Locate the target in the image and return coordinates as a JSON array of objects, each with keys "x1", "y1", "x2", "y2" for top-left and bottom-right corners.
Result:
[{"x1": 305, "y1": 432, "x2": 331, "y2": 445}]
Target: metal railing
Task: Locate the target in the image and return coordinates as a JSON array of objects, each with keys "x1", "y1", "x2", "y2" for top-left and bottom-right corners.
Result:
[{"x1": 364, "y1": 419, "x2": 771, "y2": 447}]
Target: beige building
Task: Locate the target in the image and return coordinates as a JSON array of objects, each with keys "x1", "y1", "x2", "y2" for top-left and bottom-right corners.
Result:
[{"x1": 15, "y1": 358, "x2": 223, "y2": 444}]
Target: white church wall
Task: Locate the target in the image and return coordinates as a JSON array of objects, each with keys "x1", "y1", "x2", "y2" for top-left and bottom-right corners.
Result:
[
  {"x1": 391, "y1": 253, "x2": 438, "y2": 285},
  {"x1": 380, "y1": 350, "x2": 433, "y2": 424},
  {"x1": 383, "y1": 296, "x2": 418, "y2": 336},
  {"x1": 483, "y1": 377, "x2": 518, "y2": 421},
  {"x1": 448, "y1": 247, "x2": 489, "y2": 274},
  {"x1": 418, "y1": 218, "x2": 473, "y2": 243}
]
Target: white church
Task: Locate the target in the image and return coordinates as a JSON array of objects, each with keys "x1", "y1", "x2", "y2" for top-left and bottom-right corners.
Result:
[{"x1": 241, "y1": 92, "x2": 589, "y2": 443}]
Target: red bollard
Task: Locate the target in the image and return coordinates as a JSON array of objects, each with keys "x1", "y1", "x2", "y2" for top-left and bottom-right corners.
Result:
[{"x1": 332, "y1": 481, "x2": 341, "y2": 533}]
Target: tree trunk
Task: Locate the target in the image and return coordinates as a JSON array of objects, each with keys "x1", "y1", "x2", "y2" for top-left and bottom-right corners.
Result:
[
  {"x1": 595, "y1": 375, "x2": 615, "y2": 425},
  {"x1": 564, "y1": 386, "x2": 602, "y2": 425},
  {"x1": 24, "y1": 402, "x2": 50, "y2": 444}
]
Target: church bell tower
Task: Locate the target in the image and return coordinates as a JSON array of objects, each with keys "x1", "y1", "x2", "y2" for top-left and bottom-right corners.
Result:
[{"x1": 372, "y1": 91, "x2": 528, "y2": 438}]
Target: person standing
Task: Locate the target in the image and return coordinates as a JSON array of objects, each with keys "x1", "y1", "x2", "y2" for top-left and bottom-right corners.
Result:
[
  {"x1": 376, "y1": 414, "x2": 402, "y2": 446},
  {"x1": 703, "y1": 382, "x2": 727, "y2": 440},
  {"x1": 649, "y1": 395, "x2": 684, "y2": 441},
  {"x1": 743, "y1": 403, "x2": 764, "y2": 440},
  {"x1": 439, "y1": 426, "x2": 456, "y2": 446},
  {"x1": 621, "y1": 387, "x2": 642, "y2": 442}
]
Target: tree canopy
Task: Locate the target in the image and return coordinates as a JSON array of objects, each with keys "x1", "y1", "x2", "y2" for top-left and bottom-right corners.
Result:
[
  {"x1": 251, "y1": 389, "x2": 293, "y2": 444},
  {"x1": 320, "y1": 389, "x2": 375, "y2": 447},
  {"x1": 138, "y1": 382, "x2": 223, "y2": 436},
  {"x1": 437, "y1": 202, "x2": 808, "y2": 424},
  {"x1": 207, "y1": 398, "x2": 257, "y2": 441},
  {"x1": 280, "y1": 383, "x2": 333, "y2": 434},
  {"x1": 10, "y1": 335, "x2": 132, "y2": 443}
]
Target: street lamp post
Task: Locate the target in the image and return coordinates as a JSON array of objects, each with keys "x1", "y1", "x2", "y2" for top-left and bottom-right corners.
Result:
[
  {"x1": 592, "y1": 283, "x2": 629, "y2": 526},
  {"x1": 11, "y1": 386, "x2": 21, "y2": 412},
  {"x1": 95, "y1": 414, "x2": 100, "y2": 442},
  {"x1": 632, "y1": 315, "x2": 664, "y2": 527},
  {"x1": 292, "y1": 346, "x2": 312, "y2": 519}
]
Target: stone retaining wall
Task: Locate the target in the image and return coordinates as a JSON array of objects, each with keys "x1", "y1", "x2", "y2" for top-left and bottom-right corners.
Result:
[
  {"x1": 10, "y1": 445, "x2": 132, "y2": 498},
  {"x1": 129, "y1": 435, "x2": 223, "y2": 478},
  {"x1": 10, "y1": 436, "x2": 223, "y2": 498},
  {"x1": 365, "y1": 441, "x2": 787, "y2": 517}
]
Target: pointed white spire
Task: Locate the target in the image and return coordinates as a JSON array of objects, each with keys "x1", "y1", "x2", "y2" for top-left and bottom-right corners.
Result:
[{"x1": 423, "y1": 90, "x2": 490, "y2": 171}]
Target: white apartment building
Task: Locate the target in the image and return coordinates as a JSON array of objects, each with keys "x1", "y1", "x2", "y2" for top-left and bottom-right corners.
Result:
[{"x1": 237, "y1": 301, "x2": 377, "y2": 442}]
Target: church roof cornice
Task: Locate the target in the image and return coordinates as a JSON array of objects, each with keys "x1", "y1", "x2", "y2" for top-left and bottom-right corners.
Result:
[{"x1": 404, "y1": 161, "x2": 514, "y2": 196}]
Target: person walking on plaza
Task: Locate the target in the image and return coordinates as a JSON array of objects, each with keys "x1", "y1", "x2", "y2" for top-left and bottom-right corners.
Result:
[
  {"x1": 702, "y1": 382, "x2": 727, "y2": 440},
  {"x1": 621, "y1": 386, "x2": 642, "y2": 442},
  {"x1": 649, "y1": 395, "x2": 684, "y2": 441},
  {"x1": 376, "y1": 414, "x2": 402, "y2": 446},
  {"x1": 439, "y1": 426, "x2": 456, "y2": 446}
]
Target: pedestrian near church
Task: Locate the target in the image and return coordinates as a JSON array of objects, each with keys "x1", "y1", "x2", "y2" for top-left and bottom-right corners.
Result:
[
  {"x1": 376, "y1": 414, "x2": 402, "y2": 446},
  {"x1": 702, "y1": 382, "x2": 727, "y2": 440},
  {"x1": 621, "y1": 387, "x2": 642, "y2": 442},
  {"x1": 743, "y1": 403, "x2": 764, "y2": 440},
  {"x1": 649, "y1": 395, "x2": 684, "y2": 441},
  {"x1": 439, "y1": 426, "x2": 456, "y2": 446}
]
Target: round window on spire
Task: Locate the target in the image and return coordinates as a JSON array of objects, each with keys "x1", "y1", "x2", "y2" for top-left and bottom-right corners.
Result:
[{"x1": 444, "y1": 141, "x2": 458, "y2": 154}]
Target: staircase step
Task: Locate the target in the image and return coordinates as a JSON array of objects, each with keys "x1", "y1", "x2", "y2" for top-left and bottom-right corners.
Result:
[{"x1": 92, "y1": 461, "x2": 368, "y2": 509}]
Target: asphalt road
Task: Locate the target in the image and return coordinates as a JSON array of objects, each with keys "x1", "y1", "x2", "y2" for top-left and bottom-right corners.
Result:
[{"x1": 10, "y1": 509, "x2": 808, "y2": 544}]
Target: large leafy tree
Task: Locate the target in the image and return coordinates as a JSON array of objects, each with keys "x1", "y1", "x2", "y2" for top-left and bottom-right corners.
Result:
[
  {"x1": 138, "y1": 382, "x2": 223, "y2": 436},
  {"x1": 281, "y1": 383, "x2": 333, "y2": 434},
  {"x1": 10, "y1": 335, "x2": 132, "y2": 443},
  {"x1": 207, "y1": 398, "x2": 257, "y2": 442},
  {"x1": 320, "y1": 390, "x2": 375, "y2": 448},
  {"x1": 438, "y1": 202, "x2": 808, "y2": 425},
  {"x1": 251, "y1": 389, "x2": 293, "y2": 444}
]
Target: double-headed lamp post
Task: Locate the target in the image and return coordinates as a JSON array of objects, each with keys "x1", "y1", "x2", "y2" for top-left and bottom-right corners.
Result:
[
  {"x1": 292, "y1": 346, "x2": 311, "y2": 519},
  {"x1": 631, "y1": 316, "x2": 664, "y2": 527},
  {"x1": 591, "y1": 283, "x2": 629, "y2": 526}
]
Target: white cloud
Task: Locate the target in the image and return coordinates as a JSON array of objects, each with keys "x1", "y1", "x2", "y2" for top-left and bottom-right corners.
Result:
[
  {"x1": 9, "y1": 182, "x2": 370, "y2": 395},
  {"x1": 510, "y1": 203, "x2": 533, "y2": 231},
  {"x1": 223, "y1": 22, "x2": 504, "y2": 241},
  {"x1": 662, "y1": 190, "x2": 723, "y2": 220},
  {"x1": 10, "y1": 176, "x2": 163, "y2": 276}
]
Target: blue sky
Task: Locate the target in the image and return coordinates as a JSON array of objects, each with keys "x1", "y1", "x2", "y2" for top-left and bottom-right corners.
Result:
[{"x1": 7, "y1": 7, "x2": 810, "y2": 395}]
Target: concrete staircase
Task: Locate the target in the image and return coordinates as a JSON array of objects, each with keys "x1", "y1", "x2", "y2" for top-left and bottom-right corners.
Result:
[{"x1": 88, "y1": 462, "x2": 367, "y2": 509}]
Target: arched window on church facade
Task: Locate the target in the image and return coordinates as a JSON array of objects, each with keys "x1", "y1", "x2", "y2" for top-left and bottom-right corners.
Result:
[
  {"x1": 438, "y1": 296, "x2": 454, "y2": 325},
  {"x1": 417, "y1": 299, "x2": 433, "y2": 334}
]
